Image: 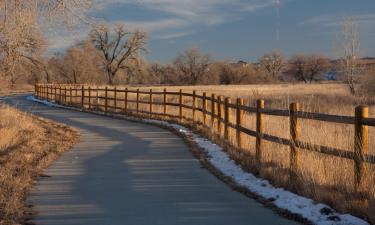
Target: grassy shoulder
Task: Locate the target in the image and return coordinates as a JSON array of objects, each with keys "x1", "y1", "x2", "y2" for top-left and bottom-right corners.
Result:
[{"x1": 0, "y1": 106, "x2": 79, "y2": 225}]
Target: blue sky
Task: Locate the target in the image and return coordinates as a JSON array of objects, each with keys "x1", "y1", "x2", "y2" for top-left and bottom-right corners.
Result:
[{"x1": 49, "y1": 0, "x2": 375, "y2": 63}]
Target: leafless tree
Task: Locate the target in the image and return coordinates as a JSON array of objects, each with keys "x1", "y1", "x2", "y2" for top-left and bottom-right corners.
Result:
[
  {"x1": 0, "y1": 0, "x2": 92, "y2": 85},
  {"x1": 338, "y1": 17, "x2": 361, "y2": 94},
  {"x1": 90, "y1": 24, "x2": 147, "y2": 84},
  {"x1": 258, "y1": 50, "x2": 285, "y2": 79},
  {"x1": 289, "y1": 54, "x2": 330, "y2": 83},
  {"x1": 48, "y1": 41, "x2": 103, "y2": 84},
  {"x1": 289, "y1": 55, "x2": 308, "y2": 83},
  {"x1": 173, "y1": 47, "x2": 211, "y2": 85}
]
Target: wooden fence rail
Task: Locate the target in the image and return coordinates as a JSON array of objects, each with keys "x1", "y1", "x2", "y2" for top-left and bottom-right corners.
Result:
[{"x1": 34, "y1": 84, "x2": 375, "y2": 188}]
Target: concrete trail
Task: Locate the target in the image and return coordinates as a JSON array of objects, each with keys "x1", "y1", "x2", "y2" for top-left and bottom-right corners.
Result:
[{"x1": 5, "y1": 95, "x2": 299, "y2": 225}]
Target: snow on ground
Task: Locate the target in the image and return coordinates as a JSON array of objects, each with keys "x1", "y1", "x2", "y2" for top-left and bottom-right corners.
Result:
[{"x1": 28, "y1": 96, "x2": 369, "y2": 225}]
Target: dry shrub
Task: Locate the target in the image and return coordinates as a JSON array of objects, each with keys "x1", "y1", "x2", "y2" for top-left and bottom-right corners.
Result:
[
  {"x1": 0, "y1": 106, "x2": 79, "y2": 225},
  {"x1": 360, "y1": 71, "x2": 375, "y2": 104}
]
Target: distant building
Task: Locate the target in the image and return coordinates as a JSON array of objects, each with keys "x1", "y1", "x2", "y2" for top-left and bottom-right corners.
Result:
[{"x1": 231, "y1": 60, "x2": 250, "y2": 68}]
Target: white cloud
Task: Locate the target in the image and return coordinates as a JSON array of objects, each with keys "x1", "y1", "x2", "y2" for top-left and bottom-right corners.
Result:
[
  {"x1": 97, "y1": 0, "x2": 278, "y2": 28},
  {"x1": 48, "y1": 0, "x2": 280, "y2": 49},
  {"x1": 125, "y1": 18, "x2": 189, "y2": 32},
  {"x1": 301, "y1": 13, "x2": 375, "y2": 27},
  {"x1": 154, "y1": 30, "x2": 194, "y2": 39},
  {"x1": 46, "y1": 30, "x2": 88, "y2": 51}
]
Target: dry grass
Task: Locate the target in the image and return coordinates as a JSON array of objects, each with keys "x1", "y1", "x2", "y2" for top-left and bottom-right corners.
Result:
[
  {"x1": 0, "y1": 82, "x2": 33, "y2": 96},
  {"x1": 0, "y1": 106, "x2": 79, "y2": 225},
  {"x1": 44, "y1": 82, "x2": 375, "y2": 223}
]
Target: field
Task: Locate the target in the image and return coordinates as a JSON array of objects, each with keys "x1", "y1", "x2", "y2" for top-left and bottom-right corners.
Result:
[
  {"x1": 0, "y1": 106, "x2": 79, "y2": 225},
  {"x1": 42, "y1": 82, "x2": 375, "y2": 223}
]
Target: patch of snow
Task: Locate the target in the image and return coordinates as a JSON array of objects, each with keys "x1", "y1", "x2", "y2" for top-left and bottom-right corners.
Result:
[{"x1": 28, "y1": 96, "x2": 369, "y2": 225}]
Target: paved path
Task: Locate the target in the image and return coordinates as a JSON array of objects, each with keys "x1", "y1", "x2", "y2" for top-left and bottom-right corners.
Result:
[{"x1": 5, "y1": 96, "x2": 299, "y2": 225}]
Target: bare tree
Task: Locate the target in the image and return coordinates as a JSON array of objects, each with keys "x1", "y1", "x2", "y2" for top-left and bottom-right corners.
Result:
[
  {"x1": 338, "y1": 17, "x2": 361, "y2": 94},
  {"x1": 173, "y1": 47, "x2": 211, "y2": 85},
  {"x1": 289, "y1": 55, "x2": 309, "y2": 83},
  {"x1": 48, "y1": 41, "x2": 103, "y2": 84},
  {"x1": 290, "y1": 54, "x2": 330, "y2": 83},
  {"x1": 258, "y1": 50, "x2": 285, "y2": 79},
  {"x1": 0, "y1": 0, "x2": 92, "y2": 85},
  {"x1": 90, "y1": 24, "x2": 147, "y2": 84}
]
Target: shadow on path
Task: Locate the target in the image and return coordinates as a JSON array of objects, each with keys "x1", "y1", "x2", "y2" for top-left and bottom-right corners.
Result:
[{"x1": 5, "y1": 96, "x2": 299, "y2": 225}]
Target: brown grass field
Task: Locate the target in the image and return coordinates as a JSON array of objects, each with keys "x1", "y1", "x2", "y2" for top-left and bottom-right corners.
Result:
[
  {"x1": 48, "y1": 82, "x2": 374, "y2": 223},
  {"x1": 0, "y1": 106, "x2": 79, "y2": 225}
]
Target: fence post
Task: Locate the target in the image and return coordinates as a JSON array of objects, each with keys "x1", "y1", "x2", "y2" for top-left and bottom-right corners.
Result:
[
  {"x1": 96, "y1": 87, "x2": 99, "y2": 110},
  {"x1": 63, "y1": 87, "x2": 66, "y2": 104},
  {"x1": 81, "y1": 86, "x2": 84, "y2": 108},
  {"x1": 105, "y1": 86, "x2": 108, "y2": 113},
  {"x1": 179, "y1": 89, "x2": 183, "y2": 121},
  {"x1": 224, "y1": 97, "x2": 232, "y2": 140},
  {"x1": 202, "y1": 92, "x2": 207, "y2": 126},
  {"x1": 114, "y1": 87, "x2": 117, "y2": 112},
  {"x1": 289, "y1": 102, "x2": 300, "y2": 181},
  {"x1": 256, "y1": 99, "x2": 265, "y2": 167},
  {"x1": 136, "y1": 89, "x2": 140, "y2": 114},
  {"x1": 58, "y1": 85, "x2": 61, "y2": 103},
  {"x1": 354, "y1": 105, "x2": 369, "y2": 187},
  {"x1": 211, "y1": 94, "x2": 217, "y2": 129},
  {"x1": 149, "y1": 89, "x2": 153, "y2": 116},
  {"x1": 70, "y1": 87, "x2": 72, "y2": 105},
  {"x1": 88, "y1": 86, "x2": 91, "y2": 109},
  {"x1": 163, "y1": 88, "x2": 167, "y2": 116},
  {"x1": 58, "y1": 86, "x2": 61, "y2": 103},
  {"x1": 192, "y1": 90, "x2": 197, "y2": 121},
  {"x1": 124, "y1": 88, "x2": 128, "y2": 113},
  {"x1": 236, "y1": 98, "x2": 244, "y2": 148},
  {"x1": 217, "y1": 96, "x2": 224, "y2": 136}
]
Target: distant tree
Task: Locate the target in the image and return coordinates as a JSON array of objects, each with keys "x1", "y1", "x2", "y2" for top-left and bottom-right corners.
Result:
[
  {"x1": 213, "y1": 62, "x2": 257, "y2": 84},
  {"x1": 305, "y1": 55, "x2": 330, "y2": 82},
  {"x1": 173, "y1": 47, "x2": 211, "y2": 85},
  {"x1": 337, "y1": 17, "x2": 361, "y2": 94},
  {"x1": 48, "y1": 41, "x2": 103, "y2": 84},
  {"x1": 147, "y1": 62, "x2": 164, "y2": 84},
  {"x1": 258, "y1": 51, "x2": 285, "y2": 79},
  {"x1": 0, "y1": 0, "x2": 92, "y2": 85},
  {"x1": 289, "y1": 54, "x2": 330, "y2": 83},
  {"x1": 289, "y1": 55, "x2": 309, "y2": 83},
  {"x1": 90, "y1": 24, "x2": 147, "y2": 84}
]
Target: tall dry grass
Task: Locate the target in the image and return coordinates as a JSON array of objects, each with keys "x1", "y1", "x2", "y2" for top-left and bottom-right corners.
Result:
[
  {"x1": 0, "y1": 106, "x2": 79, "y2": 225},
  {"x1": 44, "y1": 83, "x2": 374, "y2": 223}
]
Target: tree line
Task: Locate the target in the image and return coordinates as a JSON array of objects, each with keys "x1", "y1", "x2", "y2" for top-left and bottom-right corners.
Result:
[{"x1": 0, "y1": 1, "x2": 373, "y2": 96}]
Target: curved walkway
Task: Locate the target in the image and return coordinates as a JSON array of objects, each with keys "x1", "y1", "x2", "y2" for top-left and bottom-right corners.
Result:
[{"x1": 5, "y1": 96, "x2": 299, "y2": 225}]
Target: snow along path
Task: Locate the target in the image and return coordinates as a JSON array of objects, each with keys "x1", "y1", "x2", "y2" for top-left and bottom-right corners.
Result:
[
  {"x1": 8, "y1": 95, "x2": 369, "y2": 225},
  {"x1": 28, "y1": 96, "x2": 370, "y2": 225},
  {"x1": 5, "y1": 95, "x2": 300, "y2": 225}
]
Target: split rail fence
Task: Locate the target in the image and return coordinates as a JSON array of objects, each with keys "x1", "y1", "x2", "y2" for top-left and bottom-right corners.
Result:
[{"x1": 35, "y1": 84, "x2": 375, "y2": 188}]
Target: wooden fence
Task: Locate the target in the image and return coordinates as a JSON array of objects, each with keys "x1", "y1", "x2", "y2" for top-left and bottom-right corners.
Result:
[{"x1": 34, "y1": 84, "x2": 375, "y2": 187}]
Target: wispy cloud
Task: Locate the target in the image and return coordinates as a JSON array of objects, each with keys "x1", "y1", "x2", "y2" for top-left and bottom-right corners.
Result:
[
  {"x1": 154, "y1": 30, "x2": 195, "y2": 40},
  {"x1": 48, "y1": 0, "x2": 280, "y2": 50},
  {"x1": 95, "y1": 0, "x2": 278, "y2": 36},
  {"x1": 301, "y1": 13, "x2": 375, "y2": 27}
]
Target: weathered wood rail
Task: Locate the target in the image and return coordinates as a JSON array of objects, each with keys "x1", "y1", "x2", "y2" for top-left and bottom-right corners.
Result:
[{"x1": 34, "y1": 84, "x2": 375, "y2": 187}]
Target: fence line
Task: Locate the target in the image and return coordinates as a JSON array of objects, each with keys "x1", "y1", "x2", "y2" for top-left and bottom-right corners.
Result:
[{"x1": 35, "y1": 84, "x2": 375, "y2": 188}]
